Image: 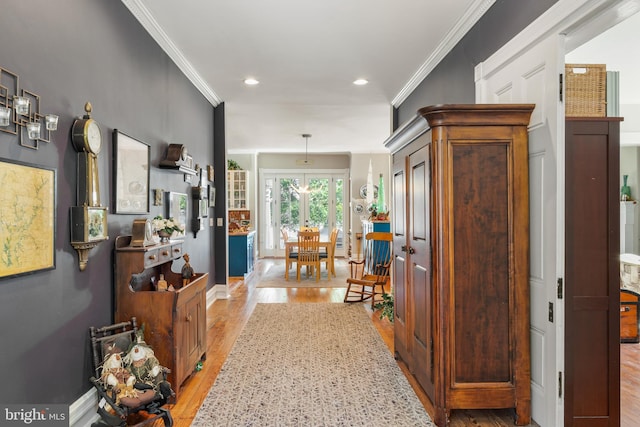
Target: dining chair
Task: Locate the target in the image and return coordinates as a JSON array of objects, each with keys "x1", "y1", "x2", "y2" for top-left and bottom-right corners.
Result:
[
  {"x1": 296, "y1": 230, "x2": 321, "y2": 282},
  {"x1": 281, "y1": 228, "x2": 297, "y2": 280},
  {"x1": 300, "y1": 226, "x2": 319, "y2": 232},
  {"x1": 344, "y1": 231, "x2": 393, "y2": 308},
  {"x1": 320, "y1": 228, "x2": 338, "y2": 278}
]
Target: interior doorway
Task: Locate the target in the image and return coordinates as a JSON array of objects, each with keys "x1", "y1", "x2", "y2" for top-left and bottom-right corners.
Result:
[{"x1": 565, "y1": 10, "x2": 640, "y2": 426}]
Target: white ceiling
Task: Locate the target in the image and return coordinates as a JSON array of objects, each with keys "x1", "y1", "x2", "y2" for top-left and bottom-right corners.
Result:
[{"x1": 122, "y1": 0, "x2": 494, "y2": 154}]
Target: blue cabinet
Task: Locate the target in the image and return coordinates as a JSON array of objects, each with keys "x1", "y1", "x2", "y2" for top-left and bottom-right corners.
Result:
[
  {"x1": 362, "y1": 220, "x2": 390, "y2": 234},
  {"x1": 229, "y1": 231, "x2": 255, "y2": 276}
]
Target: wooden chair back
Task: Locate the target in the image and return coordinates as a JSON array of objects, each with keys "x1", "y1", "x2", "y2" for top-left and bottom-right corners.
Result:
[
  {"x1": 296, "y1": 231, "x2": 321, "y2": 281},
  {"x1": 361, "y1": 231, "x2": 393, "y2": 280}
]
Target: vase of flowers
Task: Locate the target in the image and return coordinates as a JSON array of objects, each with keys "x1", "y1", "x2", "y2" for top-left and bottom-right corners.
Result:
[{"x1": 152, "y1": 215, "x2": 185, "y2": 242}]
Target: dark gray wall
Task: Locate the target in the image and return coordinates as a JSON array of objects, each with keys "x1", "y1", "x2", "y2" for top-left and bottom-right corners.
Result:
[
  {"x1": 0, "y1": 1, "x2": 215, "y2": 404},
  {"x1": 397, "y1": 0, "x2": 559, "y2": 124}
]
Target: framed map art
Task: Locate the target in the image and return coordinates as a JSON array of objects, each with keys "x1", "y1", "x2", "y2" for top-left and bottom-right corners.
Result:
[{"x1": 0, "y1": 158, "x2": 56, "y2": 279}]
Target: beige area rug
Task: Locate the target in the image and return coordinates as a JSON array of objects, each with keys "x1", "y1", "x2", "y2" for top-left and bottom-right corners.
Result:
[
  {"x1": 256, "y1": 258, "x2": 350, "y2": 288},
  {"x1": 192, "y1": 303, "x2": 434, "y2": 427}
]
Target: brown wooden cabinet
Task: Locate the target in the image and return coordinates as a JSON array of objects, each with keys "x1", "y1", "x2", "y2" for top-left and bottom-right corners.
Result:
[
  {"x1": 114, "y1": 235, "x2": 208, "y2": 398},
  {"x1": 385, "y1": 104, "x2": 534, "y2": 426},
  {"x1": 564, "y1": 117, "x2": 621, "y2": 426}
]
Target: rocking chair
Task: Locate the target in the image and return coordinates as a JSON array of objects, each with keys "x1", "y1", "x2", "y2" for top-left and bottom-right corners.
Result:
[
  {"x1": 344, "y1": 231, "x2": 393, "y2": 308},
  {"x1": 89, "y1": 317, "x2": 174, "y2": 427}
]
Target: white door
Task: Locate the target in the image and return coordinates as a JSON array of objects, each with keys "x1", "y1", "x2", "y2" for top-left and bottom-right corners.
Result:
[
  {"x1": 476, "y1": 33, "x2": 565, "y2": 426},
  {"x1": 260, "y1": 171, "x2": 347, "y2": 258}
]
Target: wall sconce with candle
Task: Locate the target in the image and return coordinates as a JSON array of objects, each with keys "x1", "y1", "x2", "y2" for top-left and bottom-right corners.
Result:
[{"x1": 0, "y1": 67, "x2": 58, "y2": 149}]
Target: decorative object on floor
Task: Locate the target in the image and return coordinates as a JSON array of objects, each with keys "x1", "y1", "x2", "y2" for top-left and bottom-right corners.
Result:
[
  {"x1": 89, "y1": 317, "x2": 173, "y2": 427},
  {"x1": 0, "y1": 158, "x2": 56, "y2": 278},
  {"x1": 0, "y1": 66, "x2": 58, "y2": 149},
  {"x1": 113, "y1": 130, "x2": 150, "y2": 214},
  {"x1": 373, "y1": 292, "x2": 394, "y2": 322},
  {"x1": 256, "y1": 259, "x2": 350, "y2": 288},
  {"x1": 192, "y1": 303, "x2": 434, "y2": 427}
]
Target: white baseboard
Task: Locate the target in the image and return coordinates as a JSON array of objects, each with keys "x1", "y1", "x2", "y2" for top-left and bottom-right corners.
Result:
[
  {"x1": 69, "y1": 388, "x2": 99, "y2": 427},
  {"x1": 211, "y1": 284, "x2": 229, "y2": 299}
]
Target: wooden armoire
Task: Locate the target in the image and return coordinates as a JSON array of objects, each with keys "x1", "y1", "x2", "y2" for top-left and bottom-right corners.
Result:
[{"x1": 385, "y1": 104, "x2": 534, "y2": 426}]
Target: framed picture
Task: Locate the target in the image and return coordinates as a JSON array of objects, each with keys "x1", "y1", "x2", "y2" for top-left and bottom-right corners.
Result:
[
  {"x1": 207, "y1": 164, "x2": 214, "y2": 182},
  {"x1": 199, "y1": 199, "x2": 208, "y2": 218},
  {"x1": 0, "y1": 158, "x2": 56, "y2": 279},
  {"x1": 113, "y1": 130, "x2": 150, "y2": 214},
  {"x1": 208, "y1": 184, "x2": 216, "y2": 207},
  {"x1": 167, "y1": 192, "x2": 188, "y2": 236},
  {"x1": 70, "y1": 206, "x2": 108, "y2": 243}
]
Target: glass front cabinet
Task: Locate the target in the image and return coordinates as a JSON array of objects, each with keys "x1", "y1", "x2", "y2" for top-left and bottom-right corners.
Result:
[{"x1": 227, "y1": 170, "x2": 249, "y2": 210}]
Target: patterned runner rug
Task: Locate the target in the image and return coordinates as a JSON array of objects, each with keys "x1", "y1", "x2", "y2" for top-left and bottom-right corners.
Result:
[{"x1": 192, "y1": 303, "x2": 434, "y2": 426}]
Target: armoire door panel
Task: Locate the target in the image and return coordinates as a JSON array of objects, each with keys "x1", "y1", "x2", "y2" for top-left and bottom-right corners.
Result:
[
  {"x1": 409, "y1": 145, "x2": 433, "y2": 397},
  {"x1": 451, "y1": 142, "x2": 511, "y2": 383},
  {"x1": 392, "y1": 157, "x2": 411, "y2": 364}
]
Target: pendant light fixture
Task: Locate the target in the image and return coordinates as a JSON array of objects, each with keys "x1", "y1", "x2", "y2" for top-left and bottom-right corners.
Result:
[{"x1": 292, "y1": 134, "x2": 312, "y2": 194}]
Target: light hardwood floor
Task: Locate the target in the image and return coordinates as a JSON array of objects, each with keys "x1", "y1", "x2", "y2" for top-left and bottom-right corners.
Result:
[{"x1": 161, "y1": 258, "x2": 548, "y2": 426}]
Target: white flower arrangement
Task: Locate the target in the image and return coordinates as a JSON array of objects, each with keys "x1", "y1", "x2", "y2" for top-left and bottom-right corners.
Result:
[{"x1": 153, "y1": 215, "x2": 185, "y2": 235}]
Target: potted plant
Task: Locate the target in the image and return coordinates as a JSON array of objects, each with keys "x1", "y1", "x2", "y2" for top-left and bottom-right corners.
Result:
[{"x1": 373, "y1": 292, "x2": 394, "y2": 323}]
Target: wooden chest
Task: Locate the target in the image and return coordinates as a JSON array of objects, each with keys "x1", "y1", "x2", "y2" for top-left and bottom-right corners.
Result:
[{"x1": 621, "y1": 289, "x2": 640, "y2": 343}]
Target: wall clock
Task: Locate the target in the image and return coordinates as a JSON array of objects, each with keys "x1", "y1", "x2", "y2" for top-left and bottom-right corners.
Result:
[
  {"x1": 131, "y1": 218, "x2": 156, "y2": 247},
  {"x1": 69, "y1": 102, "x2": 108, "y2": 271}
]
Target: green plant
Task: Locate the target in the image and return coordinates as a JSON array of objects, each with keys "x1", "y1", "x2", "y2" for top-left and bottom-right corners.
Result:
[
  {"x1": 227, "y1": 159, "x2": 242, "y2": 170},
  {"x1": 374, "y1": 292, "x2": 394, "y2": 323}
]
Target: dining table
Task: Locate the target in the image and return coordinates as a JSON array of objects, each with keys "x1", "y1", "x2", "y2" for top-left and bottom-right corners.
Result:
[{"x1": 284, "y1": 239, "x2": 335, "y2": 280}]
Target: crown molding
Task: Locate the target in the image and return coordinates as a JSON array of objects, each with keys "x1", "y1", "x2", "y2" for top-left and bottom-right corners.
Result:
[
  {"x1": 121, "y1": 0, "x2": 223, "y2": 106},
  {"x1": 391, "y1": 0, "x2": 496, "y2": 107}
]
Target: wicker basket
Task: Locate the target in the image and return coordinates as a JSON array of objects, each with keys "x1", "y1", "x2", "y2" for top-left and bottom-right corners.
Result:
[{"x1": 565, "y1": 64, "x2": 606, "y2": 117}]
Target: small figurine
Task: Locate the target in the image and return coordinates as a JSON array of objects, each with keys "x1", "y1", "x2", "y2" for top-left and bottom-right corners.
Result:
[{"x1": 181, "y1": 253, "x2": 194, "y2": 286}]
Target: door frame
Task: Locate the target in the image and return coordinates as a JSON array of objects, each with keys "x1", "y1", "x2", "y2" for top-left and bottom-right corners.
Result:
[
  {"x1": 259, "y1": 168, "x2": 348, "y2": 258},
  {"x1": 475, "y1": 0, "x2": 640, "y2": 425}
]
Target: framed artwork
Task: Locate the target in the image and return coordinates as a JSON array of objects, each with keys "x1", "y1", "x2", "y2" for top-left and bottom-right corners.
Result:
[
  {"x1": 113, "y1": 130, "x2": 150, "y2": 214},
  {"x1": 0, "y1": 158, "x2": 56, "y2": 279},
  {"x1": 199, "y1": 199, "x2": 208, "y2": 218},
  {"x1": 208, "y1": 184, "x2": 216, "y2": 207},
  {"x1": 167, "y1": 192, "x2": 188, "y2": 235},
  {"x1": 207, "y1": 164, "x2": 214, "y2": 182}
]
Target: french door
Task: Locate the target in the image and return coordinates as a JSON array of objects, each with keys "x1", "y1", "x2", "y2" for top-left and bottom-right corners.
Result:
[{"x1": 260, "y1": 170, "x2": 347, "y2": 258}]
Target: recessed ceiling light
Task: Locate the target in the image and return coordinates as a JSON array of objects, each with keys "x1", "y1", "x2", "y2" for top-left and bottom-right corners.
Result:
[
  {"x1": 244, "y1": 78, "x2": 259, "y2": 85},
  {"x1": 353, "y1": 79, "x2": 368, "y2": 86}
]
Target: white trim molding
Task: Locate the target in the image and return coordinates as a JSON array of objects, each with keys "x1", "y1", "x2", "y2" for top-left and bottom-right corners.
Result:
[
  {"x1": 121, "y1": 0, "x2": 223, "y2": 106},
  {"x1": 391, "y1": 0, "x2": 496, "y2": 107}
]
